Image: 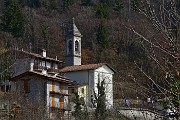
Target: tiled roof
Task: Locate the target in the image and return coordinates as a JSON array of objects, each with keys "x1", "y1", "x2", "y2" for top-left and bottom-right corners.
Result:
[
  {"x1": 58, "y1": 63, "x2": 115, "y2": 73},
  {"x1": 11, "y1": 71, "x2": 72, "y2": 84},
  {"x1": 4, "y1": 49, "x2": 63, "y2": 63}
]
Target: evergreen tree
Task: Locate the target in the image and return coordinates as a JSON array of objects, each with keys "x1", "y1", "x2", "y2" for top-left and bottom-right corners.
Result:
[
  {"x1": 63, "y1": 0, "x2": 74, "y2": 11},
  {"x1": 96, "y1": 22, "x2": 109, "y2": 49},
  {"x1": 1, "y1": 0, "x2": 25, "y2": 38},
  {"x1": 96, "y1": 3, "x2": 109, "y2": 19},
  {"x1": 4, "y1": 0, "x2": 11, "y2": 7},
  {"x1": 81, "y1": 0, "x2": 92, "y2": 6},
  {"x1": 131, "y1": 0, "x2": 139, "y2": 11},
  {"x1": 29, "y1": 0, "x2": 41, "y2": 8},
  {"x1": 94, "y1": 79, "x2": 106, "y2": 120},
  {"x1": 74, "y1": 92, "x2": 82, "y2": 113},
  {"x1": 113, "y1": 0, "x2": 123, "y2": 12},
  {"x1": 99, "y1": 0, "x2": 110, "y2": 6},
  {"x1": 50, "y1": 0, "x2": 57, "y2": 10},
  {"x1": 0, "y1": 53, "x2": 12, "y2": 82}
]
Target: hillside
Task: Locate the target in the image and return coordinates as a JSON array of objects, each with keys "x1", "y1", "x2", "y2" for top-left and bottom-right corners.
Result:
[{"x1": 0, "y1": 0, "x2": 180, "y2": 102}]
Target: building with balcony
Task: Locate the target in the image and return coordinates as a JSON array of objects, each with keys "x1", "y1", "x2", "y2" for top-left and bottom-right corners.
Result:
[{"x1": 0, "y1": 49, "x2": 72, "y2": 119}]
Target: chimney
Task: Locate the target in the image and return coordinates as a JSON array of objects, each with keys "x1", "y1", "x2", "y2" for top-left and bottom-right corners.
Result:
[{"x1": 40, "y1": 49, "x2": 46, "y2": 57}]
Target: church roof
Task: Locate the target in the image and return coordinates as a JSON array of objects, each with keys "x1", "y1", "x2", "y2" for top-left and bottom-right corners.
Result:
[
  {"x1": 58, "y1": 63, "x2": 115, "y2": 73},
  {"x1": 11, "y1": 71, "x2": 72, "y2": 84}
]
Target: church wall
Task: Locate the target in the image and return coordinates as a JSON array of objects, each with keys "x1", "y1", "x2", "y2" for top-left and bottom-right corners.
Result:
[
  {"x1": 64, "y1": 71, "x2": 89, "y2": 84},
  {"x1": 73, "y1": 56, "x2": 81, "y2": 65},
  {"x1": 64, "y1": 71, "x2": 95, "y2": 107},
  {"x1": 94, "y1": 65, "x2": 114, "y2": 109}
]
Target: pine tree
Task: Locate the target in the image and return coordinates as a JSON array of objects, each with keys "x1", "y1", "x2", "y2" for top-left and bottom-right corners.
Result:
[
  {"x1": 114, "y1": 0, "x2": 123, "y2": 12},
  {"x1": 74, "y1": 92, "x2": 82, "y2": 113},
  {"x1": 96, "y1": 22, "x2": 109, "y2": 49},
  {"x1": 94, "y1": 79, "x2": 106, "y2": 120},
  {"x1": 63, "y1": 0, "x2": 74, "y2": 11},
  {"x1": 1, "y1": 0, "x2": 25, "y2": 38},
  {"x1": 81, "y1": 0, "x2": 92, "y2": 6},
  {"x1": 131, "y1": 0, "x2": 139, "y2": 11},
  {"x1": 99, "y1": 0, "x2": 110, "y2": 6},
  {"x1": 96, "y1": 3, "x2": 109, "y2": 19},
  {"x1": 50, "y1": 0, "x2": 57, "y2": 10},
  {"x1": 29, "y1": 0, "x2": 41, "y2": 8},
  {"x1": 4, "y1": 0, "x2": 11, "y2": 7}
]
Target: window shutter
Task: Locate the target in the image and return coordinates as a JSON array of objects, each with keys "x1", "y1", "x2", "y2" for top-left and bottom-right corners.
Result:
[{"x1": 24, "y1": 80, "x2": 28, "y2": 93}]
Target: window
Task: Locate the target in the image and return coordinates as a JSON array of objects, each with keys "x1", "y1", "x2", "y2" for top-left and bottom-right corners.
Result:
[
  {"x1": 24, "y1": 80, "x2": 30, "y2": 93},
  {"x1": 81, "y1": 88, "x2": 84, "y2": 94},
  {"x1": 1, "y1": 80, "x2": 11, "y2": 92},
  {"x1": 75, "y1": 41, "x2": 79, "y2": 52},
  {"x1": 51, "y1": 62, "x2": 54, "y2": 68},
  {"x1": 68, "y1": 40, "x2": 72, "y2": 54},
  {"x1": 1, "y1": 85, "x2": 11, "y2": 92},
  {"x1": 71, "y1": 88, "x2": 75, "y2": 93}
]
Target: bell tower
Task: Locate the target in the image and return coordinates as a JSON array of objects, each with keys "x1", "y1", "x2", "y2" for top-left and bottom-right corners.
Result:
[{"x1": 65, "y1": 18, "x2": 82, "y2": 66}]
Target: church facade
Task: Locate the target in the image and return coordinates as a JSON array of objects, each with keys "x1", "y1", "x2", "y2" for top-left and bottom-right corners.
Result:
[{"x1": 61, "y1": 19, "x2": 115, "y2": 109}]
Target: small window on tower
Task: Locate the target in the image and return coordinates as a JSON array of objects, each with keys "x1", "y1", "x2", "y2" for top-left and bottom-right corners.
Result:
[
  {"x1": 68, "y1": 40, "x2": 72, "y2": 54},
  {"x1": 75, "y1": 41, "x2": 79, "y2": 53}
]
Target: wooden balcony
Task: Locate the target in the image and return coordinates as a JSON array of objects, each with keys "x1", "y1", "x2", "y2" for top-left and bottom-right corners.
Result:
[
  {"x1": 47, "y1": 68, "x2": 59, "y2": 73},
  {"x1": 33, "y1": 65, "x2": 44, "y2": 71},
  {"x1": 49, "y1": 91, "x2": 70, "y2": 96}
]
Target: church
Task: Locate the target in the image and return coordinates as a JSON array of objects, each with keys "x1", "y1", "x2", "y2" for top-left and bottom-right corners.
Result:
[{"x1": 60, "y1": 19, "x2": 115, "y2": 109}]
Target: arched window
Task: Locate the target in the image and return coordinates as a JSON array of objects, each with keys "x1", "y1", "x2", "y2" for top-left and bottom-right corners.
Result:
[
  {"x1": 75, "y1": 41, "x2": 79, "y2": 52},
  {"x1": 68, "y1": 40, "x2": 72, "y2": 54}
]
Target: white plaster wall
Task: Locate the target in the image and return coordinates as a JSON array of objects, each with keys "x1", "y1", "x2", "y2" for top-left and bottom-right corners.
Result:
[
  {"x1": 47, "y1": 81, "x2": 50, "y2": 108},
  {"x1": 54, "y1": 64, "x2": 58, "y2": 69},
  {"x1": 64, "y1": 85, "x2": 68, "y2": 94},
  {"x1": 64, "y1": 68, "x2": 113, "y2": 109},
  {"x1": 73, "y1": 56, "x2": 81, "y2": 65},
  {"x1": 46, "y1": 62, "x2": 51, "y2": 68},
  {"x1": 46, "y1": 81, "x2": 69, "y2": 109},
  {"x1": 54, "y1": 96, "x2": 59, "y2": 107},
  {"x1": 118, "y1": 109, "x2": 164, "y2": 120},
  {"x1": 94, "y1": 65, "x2": 114, "y2": 109}
]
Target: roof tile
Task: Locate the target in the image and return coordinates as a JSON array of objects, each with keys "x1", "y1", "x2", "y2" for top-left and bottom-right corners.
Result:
[{"x1": 59, "y1": 63, "x2": 106, "y2": 72}]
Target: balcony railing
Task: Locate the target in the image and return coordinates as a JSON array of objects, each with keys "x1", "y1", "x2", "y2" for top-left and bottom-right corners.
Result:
[
  {"x1": 33, "y1": 65, "x2": 44, "y2": 71},
  {"x1": 49, "y1": 91, "x2": 70, "y2": 96}
]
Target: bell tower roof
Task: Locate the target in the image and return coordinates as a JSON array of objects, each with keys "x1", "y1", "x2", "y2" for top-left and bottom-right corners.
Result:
[{"x1": 65, "y1": 18, "x2": 82, "y2": 37}]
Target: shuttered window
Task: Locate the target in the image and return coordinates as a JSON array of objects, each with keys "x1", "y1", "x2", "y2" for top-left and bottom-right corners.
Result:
[
  {"x1": 52, "y1": 95, "x2": 55, "y2": 107},
  {"x1": 60, "y1": 98, "x2": 63, "y2": 109},
  {"x1": 24, "y1": 80, "x2": 29, "y2": 93}
]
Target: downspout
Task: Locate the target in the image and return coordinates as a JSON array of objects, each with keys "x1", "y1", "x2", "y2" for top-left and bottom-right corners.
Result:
[{"x1": 88, "y1": 71, "x2": 90, "y2": 107}]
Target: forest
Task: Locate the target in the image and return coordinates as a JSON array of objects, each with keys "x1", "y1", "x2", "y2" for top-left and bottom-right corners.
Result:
[{"x1": 0, "y1": 0, "x2": 180, "y2": 113}]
